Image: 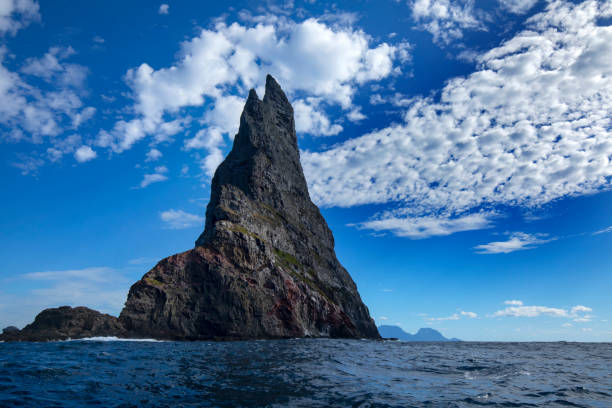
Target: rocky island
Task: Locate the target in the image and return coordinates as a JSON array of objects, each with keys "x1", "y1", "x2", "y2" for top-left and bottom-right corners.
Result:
[{"x1": 1, "y1": 75, "x2": 379, "y2": 342}]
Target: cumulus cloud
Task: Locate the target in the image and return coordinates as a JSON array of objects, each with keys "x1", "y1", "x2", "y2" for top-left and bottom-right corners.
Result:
[
  {"x1": 74, "y1": 145, "x2": 97, "y2": 162},
  {"x1": 461, "y1": 311, "x2": 478, "y2": 318},
  {"x1": 303, "y1": 0, "x2": 612, "y2": 239},
  {"x1": 160, "y1": 209, "x2": 204, "y2": 229},
  {"x1": 474, "y1": 232, "x2": 553, "y2": 254},
  {"x1": 158, "y1": 4, "x2": 169, "y2": 15},
  {"x1": 493, "y1": 301, "x2": 593, "y2": 319},
  {"x1": 0, "y1": 0, "x2": 40, "y2": 36},
  {"x1": 410, "y1": 0, "x2": 485, "y2": 45},
  {"x1": 97, "y1": 17, "x2": 403, "y2": 173}
]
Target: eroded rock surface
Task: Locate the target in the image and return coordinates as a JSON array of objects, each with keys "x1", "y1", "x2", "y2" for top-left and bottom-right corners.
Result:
[{"x1": 119, "y1": 76, "x2": 379, "y2": 340}]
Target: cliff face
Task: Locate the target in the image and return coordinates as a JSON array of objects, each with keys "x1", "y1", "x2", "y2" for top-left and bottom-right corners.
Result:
[
  {"x1": 119, "y1": 76, "x2": 379, "y2": 340},
  {"x1": 1, "y1": 76, "x2": 379, "y2": 342}
]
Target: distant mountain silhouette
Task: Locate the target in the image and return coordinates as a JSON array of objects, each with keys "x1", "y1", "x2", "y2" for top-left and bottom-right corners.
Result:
[{"x1": 378, "y1": 325, "x2": 460, "y2": 341}]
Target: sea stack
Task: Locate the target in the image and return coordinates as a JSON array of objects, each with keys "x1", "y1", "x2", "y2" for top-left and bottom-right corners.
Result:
[
  {"x1": 1, "y1": 75, "x2": 379, "y2": 341},
  {"x1": 119, "y1": 75, "x2": 379, "y2": 340}
]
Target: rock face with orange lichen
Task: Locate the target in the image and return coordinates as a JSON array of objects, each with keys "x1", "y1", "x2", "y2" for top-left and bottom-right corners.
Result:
[{"x1": 1, "y1": 76, "x2": 379, "y2": 342}]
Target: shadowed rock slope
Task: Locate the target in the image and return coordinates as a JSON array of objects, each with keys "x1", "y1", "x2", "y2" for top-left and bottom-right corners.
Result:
[{"x1": 1, "y1": 75, "x2": 379, "y2": 342}]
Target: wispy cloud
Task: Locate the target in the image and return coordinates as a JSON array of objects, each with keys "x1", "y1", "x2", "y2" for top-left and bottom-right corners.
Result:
[
  {"x1": 139, "y1": 166, "x2": 168, "y2": 188},
  {"x1": 425, "y1": 313, "x2": 460, "y2": 321},
  {"x1": 357, "y1": 211, "x2": 494, "y2": 239},
  {"x1": 22, "y1": 266, "x2": 114, "y2": 282},
  {"x1": 160, "y1": 209, "x2": 204, "y2": 229},
  {"x1": 593, "y1": 225, "x2": 612, "y2": 235},
  {"x1": 475, "y1": 232, "x2": 554, "y2": 254},
  {"x1": 1, "y1": 266, "x2": 134, "y2": 328}
]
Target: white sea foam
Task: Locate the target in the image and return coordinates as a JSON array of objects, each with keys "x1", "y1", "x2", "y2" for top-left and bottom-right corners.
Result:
[{"x1": 69, "y1": 336, "x2": 165, "y2": 342}]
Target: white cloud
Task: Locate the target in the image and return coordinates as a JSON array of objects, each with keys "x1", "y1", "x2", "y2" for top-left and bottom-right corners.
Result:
[
  {"x1": 461, "y1": 311, "x2": 478, "y2": 318},
  {"x1": 0, "y1": 0, "x2": 40, "y2": 36},
  {"x1": 593, "y1": 225, "x2": 612, "y2": 235},
  {"x1": 140, "y1": 173, "x2": 167, "y2": 188},
  {"x1": 158, "y1": 4, "x2": 169, "y2": 15},
  {"x1": 494, "y1": 302, "x2": 594, "y2": 319},
  {"x1": 303, "y1": 0, "x2": 612, "y2": 239},
  {"x1": 294, "y1": 98, "x2": 343, "y2": 136},
  {"x1": 425, "y1": 313, "x2": 460, "y2": 321},
  {"x1": 356, "y1": 211, "x2": 493, "y2": 239},
  {"x1": 1, "y1": 45, "x2": 95, "y2": 172},
  {"x1": 562, "y1": 322, "x2": 573, "y2": 327},
  {"x1": 347, "y1": 107, "x2": 366, "y2": 122},
  {"x1": 22, "y1": 266, "x2": 115, "y2": 282},
  {"x1": 475, "y1": 232, "x2": 553, "y2": 254},
  {"x1": 494, "y1": 305, "x2": 568, "y2": 318},
  {"x1": 145, "y1": 148, "x2": 162, "y2": 162},
  {"x1": 571, "y1": 305, "x2": 593, "y2": 322},
  {"x1": 378, "y1": 316, "x2": 389, "y2": 320},
  {"x1": 0, "y1": 266, "x2": 132, "y2": 328},
  {"x1": 498, "y1": 0, "x2": 539, "y2": 14},
  {"x1": 410, "y1": 0, "x2": 485, "y2": 45},
  {"x1": 571, "y1": 305, "x2": 592, "y2": 314},
  {"x1": 74, "y1": 145, "x2": 97, "y2": 162},
  {"x1": 98, "y1": 17, "x2": 403, "y2": 173},
  {"x1": 139, "y1": 166, "x2": 168, "y2": 188},
  {"x1": 160, "y1": 209, "x2": 204, "y2": 229}
]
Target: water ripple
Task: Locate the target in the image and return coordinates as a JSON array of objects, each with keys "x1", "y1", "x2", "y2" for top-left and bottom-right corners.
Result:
[{"x1": 0, "y1": 340, "x2": 610, "y2": 407}]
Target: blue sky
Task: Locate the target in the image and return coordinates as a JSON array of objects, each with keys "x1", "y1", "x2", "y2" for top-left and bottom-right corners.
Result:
[{"x1": 1, "y1": 0, "x2": 611, "y2": 341}]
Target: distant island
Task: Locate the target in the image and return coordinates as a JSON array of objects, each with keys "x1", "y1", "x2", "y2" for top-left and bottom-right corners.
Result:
[{"x1": 378, "y1": 325, "x2": 460, "y2": 342}]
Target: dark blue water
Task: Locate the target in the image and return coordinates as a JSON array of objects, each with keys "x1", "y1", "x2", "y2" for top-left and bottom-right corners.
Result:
[{"x1": 1, "y1": 339, "x2": 610, "y2": 407}]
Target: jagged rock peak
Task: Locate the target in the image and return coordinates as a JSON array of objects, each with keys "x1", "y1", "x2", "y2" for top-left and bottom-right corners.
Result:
[
  {"x1": 122, "y1": 75, "x2": 379, "y2": 340},
  {"x1": 3, "y1": 76, "x2": 380, "y2": 342}
]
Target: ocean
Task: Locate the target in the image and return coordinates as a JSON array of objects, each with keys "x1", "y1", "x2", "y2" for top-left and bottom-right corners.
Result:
[{"x1": 0, "y1": 339, "x2": 610, "y2": 407}]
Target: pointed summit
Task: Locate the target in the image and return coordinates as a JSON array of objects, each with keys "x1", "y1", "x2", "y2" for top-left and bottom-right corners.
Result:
[{"x1": 263, "y1": 74, "x2": 291, "y2": 111}]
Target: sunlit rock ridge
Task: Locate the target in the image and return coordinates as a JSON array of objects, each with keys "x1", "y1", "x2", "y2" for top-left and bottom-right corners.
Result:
[{"x1": 2, "y1": 75, "x2": 379, "y2": 342}]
